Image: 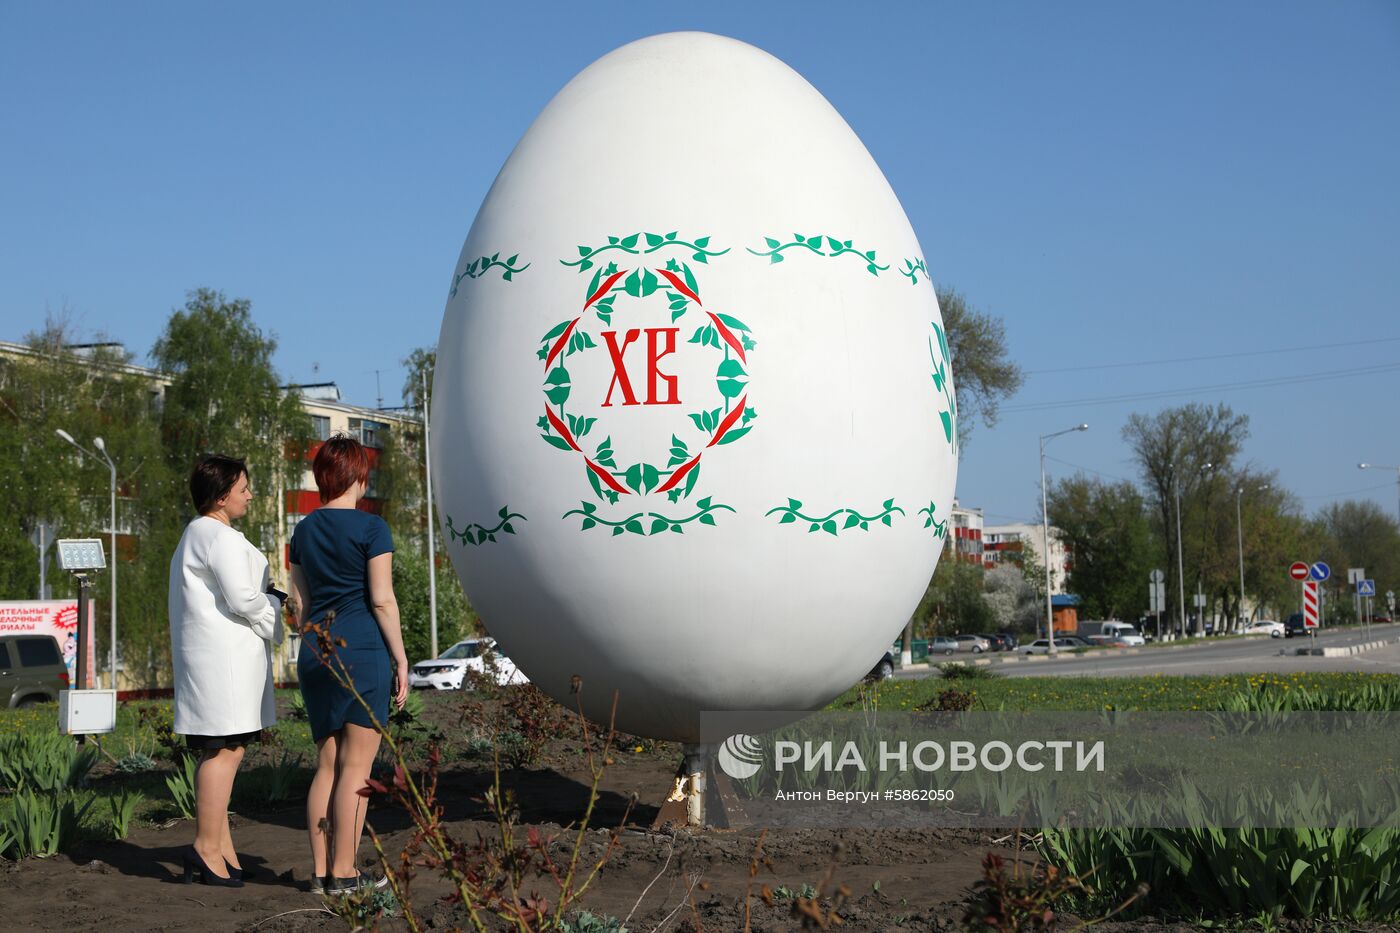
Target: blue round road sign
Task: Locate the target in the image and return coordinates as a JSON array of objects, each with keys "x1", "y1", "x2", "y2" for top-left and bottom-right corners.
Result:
[{"x1": 1310, "y1": 561, "x2": 1331, "y2": 582}]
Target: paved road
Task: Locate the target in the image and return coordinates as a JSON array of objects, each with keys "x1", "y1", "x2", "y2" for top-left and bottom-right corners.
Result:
[{"x1": 898, "y1": 624, "x2": 1400, "y2": 678}]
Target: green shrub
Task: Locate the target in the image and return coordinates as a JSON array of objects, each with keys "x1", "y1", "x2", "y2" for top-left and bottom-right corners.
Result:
[
  {"x1": 936, "y1": 662, "x2": 1002, "y2": 681},
  {"x1": 561, "y1": 910, "x2": 627, "y2": 933},
  {"x1": 0, "y1": 733, "x2": 98, "y2": 794},
  {"x1": 268, "y1": 749, "x2": 307, "y2": 803},
  {"x1": 116, "y1": 753, "x2": 157, "y2": 774},
  {"x1": 0, "y1": 790, "x2": 96, "y2": 858},
  {"x1": 1041, "y1": 823, "x2": 1400, "y2": 920},
  {"x1": 165, "y1": 754, "x2": 198, "y2": 820},
  {"x1": 106, "y1": 789, "x2": 144, "y2": 840}
]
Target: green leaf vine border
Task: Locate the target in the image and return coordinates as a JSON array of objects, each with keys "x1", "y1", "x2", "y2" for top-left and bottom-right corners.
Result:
[
  {"x1": 560, "y1": 231, "x2": 730, "y2": 273},
  {"x1": 445, "y1": 507, "x2": 526, "y2": 546},
  {"x1": 765, "y1": 498, "x2": 905, "y2": 536},
  {"x1": 746, "y1": 233, "x2": 890, "y2": 276},
  {"x1": 562, "y1": 497, "x2": 735, "y2": 536},
  {"x1": 901, "y1": 257, "x2": 928, "y2": 285},
  {"x1": 919, "y1": 501, "x2": 949, "y2": 538},
  {"x1": 450, "y1": 252, "x2": 531, "y2": 296},
  {"x1": 929, "y1": 321, "x2": 958, "y2": 453}
]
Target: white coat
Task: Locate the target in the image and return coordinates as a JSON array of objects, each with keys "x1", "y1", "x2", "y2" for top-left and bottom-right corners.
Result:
[{"x1": 168, "y1": 516, "x2": 283, "y2": 736}]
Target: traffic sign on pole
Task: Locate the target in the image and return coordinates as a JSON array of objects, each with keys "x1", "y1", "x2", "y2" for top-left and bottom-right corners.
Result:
[
  {"x1": 1309, "y1": 561, "x2": 1331, "y2": 582},
  {"x1": 1289, "y1": 561, "x2": 1310, "y2": 581},
  {"x1": 1303, "y1": 581, "x2": 1320, "y2": 628},
  {"x1": 1358, "y1": 580, "x2": 1377, "y2": 597},
  {"x1": 1349, "y1": 567, "x2": 1365, "y2": 585},
  {"x1": 1150, "y1": 569, "x2": 1165, "y2": 584}
]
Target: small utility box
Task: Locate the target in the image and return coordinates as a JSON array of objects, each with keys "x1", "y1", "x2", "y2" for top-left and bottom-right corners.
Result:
[{"x1": 59, "y1": 689, "x2": 117, "y2": 735}]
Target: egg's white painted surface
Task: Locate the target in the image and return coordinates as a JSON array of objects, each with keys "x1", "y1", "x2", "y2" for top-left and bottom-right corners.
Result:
[{"x1": 433, "y1": 32, "x2": 957, "y2": 741}]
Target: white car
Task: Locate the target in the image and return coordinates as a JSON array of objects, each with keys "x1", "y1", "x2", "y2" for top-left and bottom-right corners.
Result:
[
  {"x1": 1243, "y1": 620, "x2": 1284, "y2": 638},
  {"x1": 409, "y1": 638, "x2": 529, "y2": 690},
  {"x1": 1020, "y1": 638, "x2": 1079, "y2": 655}
]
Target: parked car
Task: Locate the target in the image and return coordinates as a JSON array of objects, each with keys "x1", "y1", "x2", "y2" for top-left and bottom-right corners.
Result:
[
  {"x1": 1243, "y1": 620, "x2": 1284, "y2": 638},
  {"x1": 994, "y1": 632, "x2": 1020, "y2": 650},
  {"x1": 928, "y1": 636, "x2": 957, "y2": 656},
  {"x1": 0, "y1": 635, "x2": 68, "y2": 708},
  {"x1": 954, "y1": 634, "x2": 991, "y2": 654},
  {"x1": 1020, "y1": 638, "x2": 1078, "y2": 655},
  {"x1": 1055, "y1": 635, "x2": 1092, "y2": 648},
  {"x1": 866, "y1": 651, "x2": 895, "y2": 681},
  {"x1": 1086, "y1": 634, "x2": 1132, "y2": 648},
  {"x1": 409, "y1": 637, "x2": 528, "y2": 690},
  {"x1": 975, "y1": 633, "x2": 1012, "y2": 652},
  {"x1": 1075, "y1": 621, "x2": 1145, "y2": 645},
  {"x1": 1283, "y1": 613, "x2": 1310, "y2": 638}
]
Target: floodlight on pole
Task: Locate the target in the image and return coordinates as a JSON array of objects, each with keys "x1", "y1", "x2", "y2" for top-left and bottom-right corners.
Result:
[
  {"x1": 1039, "y1": 423, "x2": 1088, "y2": 656},
  {"x1": 1358, "y1": 462, "x2": 1400, "y2": 528},
  {"x1": 56, "y1": 428, "x2": 119, "y2": 688}
]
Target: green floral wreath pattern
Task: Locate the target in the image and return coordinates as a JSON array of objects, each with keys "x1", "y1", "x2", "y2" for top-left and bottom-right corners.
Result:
[
  {"x1": 929, "y1": 321, "x2": 958, "y2": 453},
  {"x1": 766, "y1": 498, "x2": 905, "y2": 536},
  {"x1": 537, "y1": 234, "x2": 754, "y2": 530},
  {"x1": 445, "y1": 507, "x2": 526, "y2": 546},
  {"x1": 450, "y1": 252, "x2": 531, "y2": 296},
  {"x1": 746, "y1": 233, "x2": 890, "y2": 276},
  {"x1": 919, "y1": 502, "x2": 949, "y2": 539}
]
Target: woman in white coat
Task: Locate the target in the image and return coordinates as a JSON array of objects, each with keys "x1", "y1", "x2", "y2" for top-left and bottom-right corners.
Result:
[{"x1": 168, "y1": 454, "x2": 284, "y2": 887}]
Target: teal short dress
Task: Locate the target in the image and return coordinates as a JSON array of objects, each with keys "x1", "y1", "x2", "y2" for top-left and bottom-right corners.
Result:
[{"x1": 290, "y1": 508, "x2": 394, "y2": 742}]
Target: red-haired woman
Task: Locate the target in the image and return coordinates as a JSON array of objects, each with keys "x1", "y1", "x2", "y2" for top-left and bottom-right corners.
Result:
[{"x1": 289, "y1": 434, "x2": 408, "y2": 895}]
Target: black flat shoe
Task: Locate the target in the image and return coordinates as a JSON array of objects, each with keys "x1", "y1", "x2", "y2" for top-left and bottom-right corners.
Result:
[
  {"x1": 182, "y1": 846, "x2": 244, "y2": 887},
  {"x1": 326, "y1": 870, "x2": 388, "y2": 895}
]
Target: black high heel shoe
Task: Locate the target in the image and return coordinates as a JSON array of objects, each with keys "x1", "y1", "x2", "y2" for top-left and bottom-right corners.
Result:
[{"x1": 181, "y1": 846, "x2": 244, "y2": 887}]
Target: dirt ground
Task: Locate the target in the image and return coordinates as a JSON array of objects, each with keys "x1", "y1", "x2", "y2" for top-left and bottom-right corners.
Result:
[
  {"x1": 0, "y1": 690, "x2": 1307, "y2": 932},
  {"x1": 1, "y1": 748, "x2": 1009, "y2": 932}
]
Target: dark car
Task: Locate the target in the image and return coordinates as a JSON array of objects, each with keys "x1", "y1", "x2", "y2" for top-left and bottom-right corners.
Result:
[
  {"x1": 866, "y1": 651, "x2": 895, "y2": 681},
  {"x1": 995, "y1": 632, "x2": 1020, "y2": 650},
  {"x1": 1284, "y1": 613, "x2": 1309, "y2": 638},
  {"x1": 976, "y1": 633, "x2": 1012, "y2": 652},
  {"x1": 0, "y1": 635, "x2": 69, "y2": 708}
]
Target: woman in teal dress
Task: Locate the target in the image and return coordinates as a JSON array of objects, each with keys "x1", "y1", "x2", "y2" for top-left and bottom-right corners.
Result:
[{"x1": 289, "y1": 434, "x2": 409, "y2": 895}]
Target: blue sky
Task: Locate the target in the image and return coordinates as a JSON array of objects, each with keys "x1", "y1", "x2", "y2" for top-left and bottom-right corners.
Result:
[{"x1": 3, "y1": 2, "x2": 1398, "y2": 527}]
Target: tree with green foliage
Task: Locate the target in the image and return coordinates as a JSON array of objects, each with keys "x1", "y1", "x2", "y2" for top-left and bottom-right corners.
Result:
[
  {"x1": 391, "y1": 544, "x2": 478, "y2": 663},
  {"x1": 151, "y1": 288, "x2": 312, "y2": 548},
  {"x1": 1309, "y1": 500, "x2": 1400, "y2": 623},
  {"x1": 1122, "y1": 402, "x2": 1249, "y2": 634},
  {"x1": 1047, "y1": 475, "x2": 1156, "y2": 623},
  {"x1": 935, "y1": 286, "x2": 1024, "y2": 445},
  {"x1": 0, "y1": 320, "x2": 172, "y2": 683}
]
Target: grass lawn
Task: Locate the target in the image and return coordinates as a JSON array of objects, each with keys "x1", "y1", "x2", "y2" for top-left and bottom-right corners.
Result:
[{"x1": 832, "y1": 670, "x2": 1400, "y2": 711}]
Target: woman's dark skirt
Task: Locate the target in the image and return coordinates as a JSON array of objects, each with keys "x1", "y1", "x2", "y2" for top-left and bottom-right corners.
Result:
[
  {"x1": 297, "y1": 640, "x2": 392, "y2": 743},
  {"x1": 183, "y1": 730, "x2": 262, "y2": 751}
]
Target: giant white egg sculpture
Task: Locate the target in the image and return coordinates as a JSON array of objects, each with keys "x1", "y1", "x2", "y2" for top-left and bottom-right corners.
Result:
[{"x1": 432, "y1": 32, "x2": 957, "y2": 743}]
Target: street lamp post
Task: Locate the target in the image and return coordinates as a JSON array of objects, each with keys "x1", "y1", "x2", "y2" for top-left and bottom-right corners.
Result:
[
  {"x1": 1174, "y1": 461, "x2": 1212, "y2": 638},
  {"x1": 1040, "y1": 423, "x2": 1088, "y2": 656},
  {"x1": 1357, "y1": 463, "x2": 1400, "y2": 528},
  {"x1": 423, "y1": 368, "x2": 438, "y2": 659},
  {"x1": 56, "y1": 429, "x2": 118, "y2": 688},
  {"x1": 1235, "y1": 482, "x2": 1269, "y2": 632}
]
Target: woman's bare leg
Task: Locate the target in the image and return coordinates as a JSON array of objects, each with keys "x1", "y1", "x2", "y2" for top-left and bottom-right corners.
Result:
[
  {"x1": 329, "y1": 723, "x2": 382, "y2": 878},
  {"x1": 194, "y1": 747, "x2": 244, "y2": 877},
  {"x1": 306, "y1": 733, "x2": 338, "y2": 879}
]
